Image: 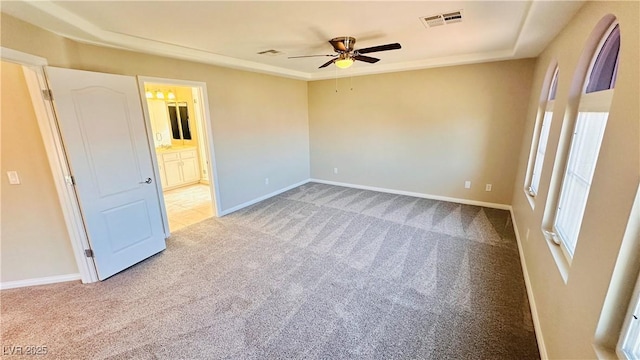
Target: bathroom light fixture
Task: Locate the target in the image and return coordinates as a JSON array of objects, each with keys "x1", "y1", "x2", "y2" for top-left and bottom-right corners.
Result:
[
  {"x1": 155, "y1": 90, "x2": 165, "y2": 99},
  {"x1": 167, "y1": 91, "x2": 176, "y2": 100},
  {"x1": 145, "y1": 90, "x2": 153, "y2": 99},
  {"x1": 335, "y1": 54, "x2": 354, "y2": 69}
]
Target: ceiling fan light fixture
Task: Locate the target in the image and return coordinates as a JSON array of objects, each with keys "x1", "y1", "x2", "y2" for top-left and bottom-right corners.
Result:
[{"x1": 335, "y1": 57, "x2": 354, "y2": 69}]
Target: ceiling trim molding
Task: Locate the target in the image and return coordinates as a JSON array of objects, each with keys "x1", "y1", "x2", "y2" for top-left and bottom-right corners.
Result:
[
  {"x1": 511, "y1": 0, "x2": 536, "y2": 57},
  {"x1": 10, "y1": 0, "x2": 583, "y2": 81},
  {"x1": 1, "y1": 46, "x2": 48, "y2": 66},
  {"x1": 23, "y1": 0, "x2": 313, "y2": 80}
]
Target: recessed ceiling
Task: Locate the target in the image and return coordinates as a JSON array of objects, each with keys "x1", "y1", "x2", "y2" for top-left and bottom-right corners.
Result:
[{"x1": 1, "y1": 1, "x2": 585, "y2": 80}]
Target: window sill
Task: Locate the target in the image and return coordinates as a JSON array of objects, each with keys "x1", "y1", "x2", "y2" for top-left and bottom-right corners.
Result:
[
  {"x1": 542, "y1": 229, "x2": 570, "y2": 283},
  {"x1": 593, "y1": 343, "x2": 623, "y2": 360},
  {"x1": 524, "y1": 188, "x2": 536, "y2": 210}
]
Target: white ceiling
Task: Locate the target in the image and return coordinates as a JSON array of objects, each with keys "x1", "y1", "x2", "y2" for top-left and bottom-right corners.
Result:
[{"x1": 1, "y1": 1, "x2": 585, "y2": 80}]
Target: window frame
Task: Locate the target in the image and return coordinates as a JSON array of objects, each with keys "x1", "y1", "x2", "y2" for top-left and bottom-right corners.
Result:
[
  {"x1": 524, "y1": 64, "x2": 559, "y2": 203},
  {"x1": 619, "y1": 277, "x2": 640, "y2": 359},
  {"x1": 617, "y1": 186, "x2": 640, "y2": 358},
  {"x1": 550, "y1": 21, "x2": 620, "y2": 260}
]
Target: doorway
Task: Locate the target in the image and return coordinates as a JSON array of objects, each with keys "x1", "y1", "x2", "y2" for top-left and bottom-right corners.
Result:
[
  {"x1": 1, "y1": 50, "x2": 99, "y2": 284},
  {"x1": 2, "y1": 46, "x2": 223, "y2": 285},
  {"x1": 139, "y1": 78, "x2": 220, "y2": 233}
]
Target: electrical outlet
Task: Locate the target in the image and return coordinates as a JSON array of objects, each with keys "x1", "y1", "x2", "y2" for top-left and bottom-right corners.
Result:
[
  {"x1": 333, "y1": 167, "x2": 338, "y2": 174},
  {"x1": 485, "y1": 184, "x2": 492, "y2": 191},
  {"x1": 265, "y1": 178, "x2": 269, "y2": 185},
  {"x1": 7, "y1": 171, "x2": 20, "y2": 185},
  {"x1": 464, "y1": 180, "x2": 471, "y2": 189}
]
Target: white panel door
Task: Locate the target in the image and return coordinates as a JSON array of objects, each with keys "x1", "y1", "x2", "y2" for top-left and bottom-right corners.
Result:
[{"x1": 46, "y1": 67, "x2": 166, "y2": 280}]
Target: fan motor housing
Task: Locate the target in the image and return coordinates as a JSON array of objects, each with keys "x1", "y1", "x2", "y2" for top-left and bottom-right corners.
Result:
[{"x1": 331, "y1": 36, "x2": 356, "y2": 52}]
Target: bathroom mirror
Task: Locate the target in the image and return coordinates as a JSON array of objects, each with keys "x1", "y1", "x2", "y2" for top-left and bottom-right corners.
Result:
[{"x1": 167, "y1": 102, "x2": 192, "y2": 140}]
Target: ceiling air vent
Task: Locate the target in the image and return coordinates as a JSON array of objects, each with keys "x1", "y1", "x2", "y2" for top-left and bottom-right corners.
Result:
[
  {"x1": 423, "y1": 14, "x2": 444, "y2": 28},
  {"x1": 443, "y1": 11, "x2": 463, "y2": 24},
  {"x1": 420, "y1": 10, "x2": 463, "y2": 28}
]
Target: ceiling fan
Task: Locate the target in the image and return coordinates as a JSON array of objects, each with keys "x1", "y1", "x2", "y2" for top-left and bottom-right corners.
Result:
[{"x1": 288, "y1": 36, "x2": 402, "y2": 69}]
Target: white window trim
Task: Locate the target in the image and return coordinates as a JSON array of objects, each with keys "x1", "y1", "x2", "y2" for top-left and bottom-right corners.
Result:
[
  {"x1": 618, "y1": 272, "x2": 640, "y2": 359},
  {"x1": 528, "y1": 104, "x2": 554, "y2": 197},
  {"x1": 543, "y1": 229, "x2": 573, "y2": 267},
  {"x1": 616, "y1": 185, "x2": 640, "y2": 358},
  {"x1": 547, "y1": 20, "x2": 619, "y2": 262},
  {"x1": 524, "y1": 65, "x2": 559, "y2": 205},
  {"x1": 552, "y1": 101, "x2": 610, "y2": 258}
]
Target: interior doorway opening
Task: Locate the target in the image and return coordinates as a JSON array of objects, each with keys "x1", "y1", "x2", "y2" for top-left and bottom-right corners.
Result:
[
  {"x1": 140, "y1": 80, "x2": 219, "y2": 232},
  {"x1": 1, "y1": 47, "x2": 223, "y2": 285}
]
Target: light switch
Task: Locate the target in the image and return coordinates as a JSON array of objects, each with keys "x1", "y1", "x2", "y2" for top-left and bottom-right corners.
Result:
[{"x1": 7, "y1": 171, "x2": 20, "y2": 185}]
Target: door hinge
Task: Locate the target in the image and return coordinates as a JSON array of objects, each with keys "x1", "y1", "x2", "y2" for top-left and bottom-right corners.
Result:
[
  {"x1": 84, "y1": 249, "x2": 94, "y2": 258},
  {"x1": 42, "y1": 89, "x2": 54, "y2": 101},
  {"x1": 65, "y1": 175, "x2": 76, "y2": 185}
]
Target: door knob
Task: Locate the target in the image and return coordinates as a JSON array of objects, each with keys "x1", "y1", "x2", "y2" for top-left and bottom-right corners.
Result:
[{"x1": 140, "y1": 178, "x2": 152, "y2": 184}]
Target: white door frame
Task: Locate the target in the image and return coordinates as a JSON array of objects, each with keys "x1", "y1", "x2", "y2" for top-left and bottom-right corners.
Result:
[
  {"x1": 137, "y1": 76, "x2": 222, "y2": 237},
  {"x1": 1, "y1": 47, "x2": 99, "y2": 283}
]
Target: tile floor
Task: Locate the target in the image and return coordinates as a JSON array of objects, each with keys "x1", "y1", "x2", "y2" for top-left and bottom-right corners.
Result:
[{"x1": 163, "y1": 184, "x2": 213, "y2": 231}]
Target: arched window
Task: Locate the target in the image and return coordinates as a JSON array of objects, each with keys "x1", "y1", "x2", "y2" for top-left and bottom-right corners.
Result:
[
  {"x1": 526, "y1": 64, "x2": 559, "y2": 199},
  {"x1": 553, "y1": 23, "x2": 620, "y2": 258}
]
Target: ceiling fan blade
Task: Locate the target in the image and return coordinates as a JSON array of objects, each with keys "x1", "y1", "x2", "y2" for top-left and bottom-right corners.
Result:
[
  {"x1": 355, "y1": 43, "x2": 402, "y2": 55},
  {"x1": 319, "y1": 58, "x2": 337, "y2": 69},
  {"x1": 288, "y1": 54, "x2": 334, "y2": 59},
  {"x1": 353, "y1": 55, "x2": 380, "y2": 64}
]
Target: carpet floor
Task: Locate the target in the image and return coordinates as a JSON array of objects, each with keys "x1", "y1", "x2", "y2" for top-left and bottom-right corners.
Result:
[{"x1": 1, "y1": 183, "x2": 539, "y2": 359}]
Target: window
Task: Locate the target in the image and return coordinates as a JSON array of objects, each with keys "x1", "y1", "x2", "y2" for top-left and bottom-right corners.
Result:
[
  {"x1": 618, "y1": 187, "x2": 640, "y2": 358},
  {"x1": 553, "y1": 23, "x2": 620, "y2": 258},
  {"x1": 620, "y1": 278, "x2": 640, "y2": 359},
  {"x1": 168, "y1": 102, "x2": 192, "y2": 140},
  {"x1": 527, "y1": 66, "x2": 559, "y2": 198}
]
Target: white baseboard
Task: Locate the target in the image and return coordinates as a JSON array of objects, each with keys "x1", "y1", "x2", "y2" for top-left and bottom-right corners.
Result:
[
  {"x1": 219, "y1": 179, "x2": 311, "y2": 216},
  {"x1": 0, "y1": 273, "x2": 82, "y2": 290},
  {"x1": 510, "y1": 208, "x2": 548, "y2": 359},
  {"x1": 310, "y1": 179, "x2": 511, "y2": 210},
  {"x1": 218, "y1": 178, "x2": 511, "y2": 216}
]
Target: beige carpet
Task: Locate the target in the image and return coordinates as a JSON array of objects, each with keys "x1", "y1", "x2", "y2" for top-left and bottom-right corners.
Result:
[{"x1": 1, "y1": 183, "x2": 539, "y2": 359}]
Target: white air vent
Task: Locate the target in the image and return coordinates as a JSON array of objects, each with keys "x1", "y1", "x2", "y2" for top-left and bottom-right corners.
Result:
[
  {"x1": 443, "y1": 11, "x2": 463, "y2": 24},
  {"x1": 257, "y1": 49, "x2": 282, "y2": 56},
  {"x1": 420, "y1": 10, "x2": 463, "y2": 28},
  {"x1": 423, "y1": 14, "x2": 444, "y2": 27}
]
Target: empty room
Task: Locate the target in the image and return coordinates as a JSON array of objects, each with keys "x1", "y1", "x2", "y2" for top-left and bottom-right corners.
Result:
[{"x1": 1, "y1": 1, "x2": 639, "y2": 359}]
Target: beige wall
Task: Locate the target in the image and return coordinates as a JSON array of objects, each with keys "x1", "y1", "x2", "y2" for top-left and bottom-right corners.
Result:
[
  {"x1": 72, "y1": 46, "x2": 310, "y2": 210},
  {"x1": 309, "y1": 59, "x2": 535, "y2": 205},
  {"x1": 3, "y1": 9, "x2": 639, "y2": 357},
  {"x1": 0, "y1": 61, "x2": 78, "y2": 282},
  {"x1": 1, "y1": 13, "x2": 310, "y2": 213},
  {"x1": 510, "y1": 1, "x2": 639, "y2": 358},
  {"x1": 1, "y1": 13, "x2": 310, "y2": 282}
]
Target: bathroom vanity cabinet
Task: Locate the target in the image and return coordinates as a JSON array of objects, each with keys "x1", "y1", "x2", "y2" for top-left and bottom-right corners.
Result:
[{"x1": 156, "y1": 147, "x2": 200, "y2": 190}]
